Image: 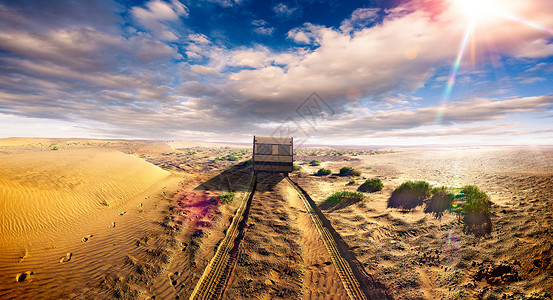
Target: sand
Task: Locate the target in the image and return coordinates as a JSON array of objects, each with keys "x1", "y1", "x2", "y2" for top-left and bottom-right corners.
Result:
[
  {"x1": 1, "y1": 140, "x2": 552, "y2": 299},
  {"x1": 292, "y1": 146, "x2": 553, "y2": 299},
  {"x1": 0, "y1": 140, "x2": 177, "y2": 299},
  {"x1": 0, "y1": 148, "x2": 169, "y2": 235}
]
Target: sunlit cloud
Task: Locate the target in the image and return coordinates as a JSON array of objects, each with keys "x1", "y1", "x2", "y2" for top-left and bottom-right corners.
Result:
[{"x1": 0, "y1": 0, "x2": 552, "y2": 144}]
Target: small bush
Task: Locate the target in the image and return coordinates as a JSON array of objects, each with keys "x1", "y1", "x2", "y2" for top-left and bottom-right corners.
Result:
[
  {"x1": 327, "y1": 191, "x2": 365, "y2": 203},
  {"x1": 460, "y1": 185, "x2": 491, "y2": 215},
  {"x1": 424, "y1": 189, "x2": 454, "y2": 219},
  {"x1": 51, "y1": 146, "x2": 59, "y2": 150},
  {"x1": 293, "y1": 164, "x2": 302, "y2": 171},
  {"x1": 244, "y1": 159, "x2": 252, "y2": 165},
  {"x1": 225, "y1": 154, "x2": 240, "y2": 161},
  {"x1": 347, "y1": 179, "x2": 356, "y2": 185},
  {"x1": 430, "y1": 186, "x2": 448, "y2": 195},
  {"x1": 358, "y1": 178, "x2": 383, "y2": 193},
  {"x1": 316, "y1": 168, "x2": 332, "y2": 176},
  {"x1": 310, "y1": 160, "x2": 321, "y2": 166},
  {"x1": 218, "y1": 192, "x2": 235, "y2": 204},
  {"x1": 459, "y1": 185, "x2": 493, "y2": 236},
  {"x1": 339, "y1": 166, "x2": 361, "y2": 176},
  {"x1": 387, "y1": 181, "x2": 431, "y2": 210}
]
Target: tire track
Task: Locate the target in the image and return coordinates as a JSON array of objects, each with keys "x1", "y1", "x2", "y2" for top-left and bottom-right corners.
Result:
[
  {"x1": 286, "y1": 177, "x2": 368, "y2": 300},
  {"x1": 191, "y1": 173, "x2": 385, "y2": 300},
  {"x1": 189, "y1": 174, "x2": 256, "y2": 300}
]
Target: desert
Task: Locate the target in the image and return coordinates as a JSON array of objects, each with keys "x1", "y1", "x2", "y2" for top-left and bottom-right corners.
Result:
[
  {"x1": 3, "y1": 0, "x2": 553, "y2": 298},
  {"x1": 1, "y1": 138, "x2": 551, "y2": 299}
]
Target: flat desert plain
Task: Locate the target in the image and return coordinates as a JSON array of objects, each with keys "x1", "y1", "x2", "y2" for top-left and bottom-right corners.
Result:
[{"x1": 0, "y1": 138, "x2": 551, "y2": 300}]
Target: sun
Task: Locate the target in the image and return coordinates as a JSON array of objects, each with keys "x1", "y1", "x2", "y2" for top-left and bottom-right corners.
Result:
[{"x1": 451, "y1": 0, "x2": 502, "y2": 20}]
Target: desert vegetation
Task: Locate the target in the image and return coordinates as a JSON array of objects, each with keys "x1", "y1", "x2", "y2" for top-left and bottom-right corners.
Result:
[
  {"x1": 326, "y1": 191, "x2": 365, "y2": 203},
  {"x1": 217, "y1": 191, "x2": 235, "y2": 204},
  {"x1": 424, "y1": 187, "x2": 454, "y2": 219},
  {"x1": 309, "y1": 159, "x2": 321, "y2": 166},
  {"x1": 295, "y1": 148, "x2": 394, "y2": 157},
  {"x1": 388, "y1": 180, "x2": 494, "y2": 236},
  {"x1": 387, "y1": 181, "x2": 431, "y2": 210},
  {"x1": 358, "y1": 178, "x2": 383, "y2": 192},
  {"x1": 316, "y1": 168, "x2": 332, "y2": 176},
  {"x1": 339, "y1": 166, "x2": 361, "y2": 176},
  {"x1": 457, "y1": 185, "x2": 493, "y2": 236}
]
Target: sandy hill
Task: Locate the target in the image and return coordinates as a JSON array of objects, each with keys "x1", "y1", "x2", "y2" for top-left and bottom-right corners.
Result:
[{"x1": 0, "y1": 148, "x2": 169, "y2": 236}]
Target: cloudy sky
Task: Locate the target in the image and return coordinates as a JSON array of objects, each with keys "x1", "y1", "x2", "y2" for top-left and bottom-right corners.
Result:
[{"x1": 0, "y1": 0, "x2": 552, "y2": 145}]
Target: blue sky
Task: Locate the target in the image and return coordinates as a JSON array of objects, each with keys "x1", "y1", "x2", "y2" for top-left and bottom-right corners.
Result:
[{"x1": 0, "y1": 0, "x2": 552, "y2": 145}]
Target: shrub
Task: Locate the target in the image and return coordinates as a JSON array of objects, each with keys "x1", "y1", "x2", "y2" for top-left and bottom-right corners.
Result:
[
  {"x1": 460, "y1": 185, "x2": 492, "y2": 215},
  {"x1": 358, "y1": 178, "x2": 383, "y2": 193},
  {"x1": 424, "y1": 189, "x2": 454, "y2": 219},
  {"x1": 339, "y1": 166, "x2": 361, "y2": 176},
  {"x1": 310, "y1": 160, "x2": 321, "y2": 166},
  {"x1": 244, "y1": 159, "x2": 252, "y2": 165},
  {"x1": 459, "y1": 185, "x2": 493, "y2": 236},
  {"x1": 218, "y1": 192, "x2": 235, "y2": 204},
  {"x1": 387, "y1": 181, "x2": 431, "y2": 210},
  {"x1": 316, "y1": 168, "x2": 332, "y2": 176},
  {"x1": 430, "y1": 186, "x2": 448, "y2": 195},
  {"x1": 327, "y1": 191, "x2": 365, "y2": 203},
  {"x1": 347, "y1": 179, "x2": 356, "y2": 185},
  {"x1": 51, "y1": 146, "x2": 59, "y2": 150},
  {"x1": 225, "y1": 154, "x2": 240, "y2": 161},
  {"x1": 293, "y1": 164, "x2": 302, "y2": 171}
]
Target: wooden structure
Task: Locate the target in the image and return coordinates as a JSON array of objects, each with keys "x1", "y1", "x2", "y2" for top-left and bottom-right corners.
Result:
[{"x1": 252, "y1": 136, "x2": 293, "y2": 174}]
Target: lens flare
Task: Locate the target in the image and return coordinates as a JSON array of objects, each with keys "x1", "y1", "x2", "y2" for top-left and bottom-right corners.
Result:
[
  {"x1": 435, "y1": 18, "x2": 475, "y2": 124},
  {"x1": 436, "y1": 1, "x2": 553, "y2": 124}
]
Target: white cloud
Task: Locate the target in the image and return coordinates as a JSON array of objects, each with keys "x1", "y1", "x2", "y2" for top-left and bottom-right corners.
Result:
[
  {"x1": 273, "y1": 3, "x2": 297, "y2": 18},
  {"x1": 287, "y1": 23, "x2": 329, "y2": 44},
  {"x1": 131, "y1": 0, "x2": 188, "y2": 40},
  {"x1": 229, "y1": 48, "x2": 272, "y2": 68},
  {"x1": 340, "y1": 8, "x2": 380, "y2": 33},
  {"x1": 251, "y1": 19, "x2": 275, "y2": 35},
  {"x1": 2, "y1": 0, "x2": 553, "y2": 142},
  {"x1": 254, "y1": 27, "x2": 275, "y2": 35},
  {"x1": 202, "y1": 0, "x2": 245, "y2": 7},
  {"x1": 189, "y1": 65, "x2": 221, "y2": 76}
]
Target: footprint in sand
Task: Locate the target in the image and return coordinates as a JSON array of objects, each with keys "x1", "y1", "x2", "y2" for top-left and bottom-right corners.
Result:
[
  {"x1": 81, "y1": 235, "x2": 93, "y2": 242},
  {"x1": 168, "y1": 272, "x2": 179, "y2": 287},
  {"x1": 15, "y1": 271, "x2": 34, "y2": 282},
  {"x1": 108, "y1": 222, "x2": 116, "y2": 228},
  {"x1": 18, "y1": 249, "x2": 28, "y2": 263},
  {"x1": 59, "y1": 252, "x2": 72, "y2": 263}
]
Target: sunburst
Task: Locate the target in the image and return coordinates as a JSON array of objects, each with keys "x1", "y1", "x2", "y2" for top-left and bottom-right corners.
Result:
[{"x1": 435, "y1": 0, "x2": 553, "y2": 124}]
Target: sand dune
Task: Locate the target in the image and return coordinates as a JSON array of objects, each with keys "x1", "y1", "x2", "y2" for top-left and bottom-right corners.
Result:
[{"x1": 0, "y1": 148, "x2": 169, "y2": 236}]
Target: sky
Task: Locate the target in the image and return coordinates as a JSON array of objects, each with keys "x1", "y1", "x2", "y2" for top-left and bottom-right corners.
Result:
[{"x1": 0, "y1": 0, "x2": 552, "y2": 145}]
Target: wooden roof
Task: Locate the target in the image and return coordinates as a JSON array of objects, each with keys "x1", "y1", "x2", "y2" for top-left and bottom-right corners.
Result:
[{"x1": 254, "y1": 136, "x2": 292, "y2": 144}]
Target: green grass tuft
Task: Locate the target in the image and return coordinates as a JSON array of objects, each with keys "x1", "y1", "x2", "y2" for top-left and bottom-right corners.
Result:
[
  {"x1": 358, "y1": 178, "x2": 383, "y2": 193},
  {"x1": 309, "y1": 160, "x2": 321, "y2": 166},
  {"x1": 218, "y1": 192, "x2": 235, "y2": 204},
  {"x1": 327, "y1": 191, "x2": 365, "y2": 203},
  {"x1": 459, "y1": 185, "x2": 492, "y2": 215},
  {"x1": 316, "y1": 168, "x2": 332, "y2": 176},
  {"x1": 339, "y1": 166, "x2": 361, "y2": 176},
  {"x1": 387, "y1": 180, "x2": 431, "y2": 210}
]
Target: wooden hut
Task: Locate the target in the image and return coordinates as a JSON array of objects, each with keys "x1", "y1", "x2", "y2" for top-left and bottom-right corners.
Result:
[{"x1": 252, "y1": 136, "x2": 293, "y2": 174}]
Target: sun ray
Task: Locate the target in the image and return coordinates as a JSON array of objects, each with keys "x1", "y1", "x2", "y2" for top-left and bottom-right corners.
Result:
[
  {"x1": 436, "y1": 0, "x2": 553, "y2": 124},
  {"x1": 435, "y1": 18, "x2": 475, "y2": 124}
]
